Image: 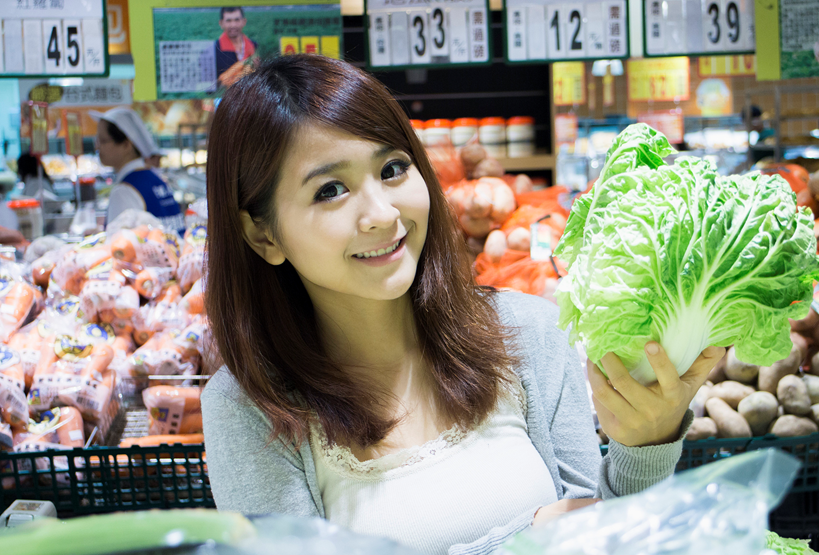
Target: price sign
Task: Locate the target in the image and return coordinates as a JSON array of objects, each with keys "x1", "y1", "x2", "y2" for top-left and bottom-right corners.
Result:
[
  {"x1": 643, "y1": 0, "x2": 754, "y2": 57},
  {"x1": 0, "y1": 0, "x2": 108, "y2": 77},
  {"x1": 627, "y1": 57, "x2": 690, "y2": 102},
  {"x1": 505, "y1": 0, "x2": 627, "y2": 62},
  {"x1": 63, "y1": 111, "x2": 83, "y2": 157},
  {"x1": 29, "y1": 102, "x2": 49, "y2": 156},
  {"x1": 552, "y1": 61, "x2": 587, "y2": 105},
  {"x1": 756, "y1": 0, "x2": 819, "y2": 80},
  {"x1": 637, "y1": 111, "x2": 684, "y2": 143},
  {"x1": 366, "y1": 0, "x2": 490, "y2": 68}
]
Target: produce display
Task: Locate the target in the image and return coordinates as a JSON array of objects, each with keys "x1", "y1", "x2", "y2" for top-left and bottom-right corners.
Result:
[{"x1": 0, "y1": 203, "x2": 210, "y2": 481}]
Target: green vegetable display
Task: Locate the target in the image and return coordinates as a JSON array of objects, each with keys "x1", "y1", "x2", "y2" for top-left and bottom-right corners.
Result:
[
  {"x1": 766, "y1": 530, "x2": 818, "y2": 555},
  {"x1": 554, "y1": 124, "x2": 819, "y2": 385}
]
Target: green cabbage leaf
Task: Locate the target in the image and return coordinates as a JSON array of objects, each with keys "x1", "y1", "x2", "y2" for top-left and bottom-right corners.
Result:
[{"x1": 553, "y1": 123, "x2": 819, "y2": 385}]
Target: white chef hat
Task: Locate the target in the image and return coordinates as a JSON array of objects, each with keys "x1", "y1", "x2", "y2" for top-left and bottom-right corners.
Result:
[{"x1": 91, "y1": 108, "x2": 159, "y2": 159}]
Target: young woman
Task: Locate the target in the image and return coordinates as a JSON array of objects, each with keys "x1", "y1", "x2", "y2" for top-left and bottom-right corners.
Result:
[
  {"x1": 201, "y1": 55, "x2": 724, "y2": 555},
  {"x1": 95, "y1": 108, "x2": 184, "y2": 233}
]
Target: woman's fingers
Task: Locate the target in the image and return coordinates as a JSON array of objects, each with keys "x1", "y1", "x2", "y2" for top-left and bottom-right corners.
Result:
[
  {"x1": 644, "y1": 342, "x2": 683, "y2": 393},
  {"x1": 587, "y1": 360, "x2": 639, "y2": 419},
  {"x1": 680, "y1": 346, "x2": 726, "y2": 387},
  {"x1": 599, "y1": 352, "x2": 654, "y2": 408}
]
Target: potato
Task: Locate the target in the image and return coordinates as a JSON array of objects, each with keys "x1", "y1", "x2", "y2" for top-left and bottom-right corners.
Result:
[
  {"x1": 506, "y1": 227, "x2": 531, "y2": 252},
  {"x1": 769, "y1": 414, "x2": 819, "y2": 437},
  {"x1": 706, "y1": 397, "x2": 752, "y2": 438},
  {"x1": 483, "y1": 230, "x2": 507, "y2": 263},
  {"x1": 803, "y1": 374, "x2": 819, "y2": 405},
  {"x1": 723, "y1": 347, "x2": 760, "y2": 383},
  {"x1": 467, "y1": 181, "x2": 493, "y2": 218},
  {"x1": 707, "y1": 352, "x2": 728, "y2": 384},
  {"x1": 686, "y1": 417, "x2": 718, "y2": 441},
  {"x1": 777, "y1": 374, "x2": 812, "y2": 416},
  {"x1": 472, "y1": 158, "x2": 505, "y2": 179},
  {"x1": 459, "y1": 214, "x2": 493, "y2": 238},
  {"x1": 487, "y1": 178, "x2": 517, "y2": 223},
  {"x1": 513, "y1": 174, "x2": 534, "y2": 195},
  {"x1": 465, "y1": 236, "x2": 485, "y2": 256},
  {"x1": 790, "y1": 307, "x2": 818, "y2": 334},
  {"x1": 810, "y1": 404, "x2": 819, "y2": 426},
  {"x1": 758, "y1": 344, "x2": 801, "y2": 394},
  {"x1": 689, "y1": 384, "x2": 712, "y2": 418},
  {"x1": 737, "y1": 391, "x2": 779, "y2": 437},
  {"x1": 460, "y1": 143, "x2": 487, "y2": 175},
  {"x1": 708, "y1": 380, "x2": 755, "y2": 410},
  {"x1": 811, "y1": 351, "x2": 819, "y2": 376}
]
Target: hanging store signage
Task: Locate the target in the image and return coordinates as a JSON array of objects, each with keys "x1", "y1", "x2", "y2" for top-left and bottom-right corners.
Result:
[
  {"x1": 29, "y1": 102, "x2": 49, "y2": 155},
  {"x1": 755, "y1": 0, "x2": 819, "y2": 80},
  {"x1": 107, "y1": 0, "x2": 130, "y2": 55},
  {"x1": 0, "y1": 0, "x2": 108, "y2": 78},
  {"x1": 627, "y1": 57, "x2": 690, "y2": 102},
  {"x1": 365, "y1": 0, "x2": 490, "y2": 69},
  {"x1": 555, "y1": 113, "x2": 579, "y2": 145},
  {"x1": 643, "y1": 0, "x2": 755, "y2": 57},
  {"x1": 63, "y1": 111, "x2": 84, "y2": 156},
  {"x1": 130, "y1": 1, "x2": 342, "y2": 101},
  {"x1": 552, "y1": 62, "x2": 587, "y2": 106},
  {"x1": 504, "y1": 0, "x2": 628, "y2": 62}
]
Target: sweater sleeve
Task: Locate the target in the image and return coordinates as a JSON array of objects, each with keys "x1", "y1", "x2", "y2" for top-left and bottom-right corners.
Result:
[{"x1": 201, "y1": 375, "x2": 321, "y2": 518}]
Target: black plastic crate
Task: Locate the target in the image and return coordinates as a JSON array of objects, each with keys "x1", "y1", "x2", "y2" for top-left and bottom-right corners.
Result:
[{"x1": 1, "y1": 443, "x2": 213, "y2": 517}]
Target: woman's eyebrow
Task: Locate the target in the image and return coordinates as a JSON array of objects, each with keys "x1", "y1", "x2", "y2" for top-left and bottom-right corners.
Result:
[{"x1": 301, "y1": 145, "x2": 397, "y2": 186}]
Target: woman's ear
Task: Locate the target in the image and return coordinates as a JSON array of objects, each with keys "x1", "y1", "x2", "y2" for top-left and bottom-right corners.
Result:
[{"x1": 239, "y1": 211, "x2": 286, "y2": 265}]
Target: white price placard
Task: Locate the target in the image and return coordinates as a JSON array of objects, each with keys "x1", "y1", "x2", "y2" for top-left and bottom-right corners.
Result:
[
  {"x1": 506, "y1": 0, "x2": 628, "y2": 61},
  {"x1": 366, "y1": 0, "x2": 491, "y2": 67},
  {"x1": 643, "y1": 0, "x2": 753, "y2": 56},
  {"x1": 0, "y1": 0, "x2": 106, "y2": 76}
]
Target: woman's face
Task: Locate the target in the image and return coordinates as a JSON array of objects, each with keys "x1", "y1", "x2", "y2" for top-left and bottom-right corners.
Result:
[
  {"x1": 271, "y1": 123, "x2": 430, "y2": 304},
  {"x1": 96, "y1": 123, "x2": 133, "y2": 171}
]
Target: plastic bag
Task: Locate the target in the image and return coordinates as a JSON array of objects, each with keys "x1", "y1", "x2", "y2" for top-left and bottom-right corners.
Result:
[
  {"x1": 0, "y1": 345, "x2": 28, "y2": 428},
  {"x1": 499, "y1": 448, "x2": 801, "y2": 555},
  {"x1": 143, "y1": 385, "x2": 202, "y2": 435}
]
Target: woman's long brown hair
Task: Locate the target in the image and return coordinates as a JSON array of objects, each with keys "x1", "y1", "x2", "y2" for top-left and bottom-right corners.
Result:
[{"x1": 206, "y1": 54, "x2": 518, "y2": 448}]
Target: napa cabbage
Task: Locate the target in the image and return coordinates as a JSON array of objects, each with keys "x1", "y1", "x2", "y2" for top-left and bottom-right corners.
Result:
[{"x1": 554, "y1": 124, "x2": 819, "y2": 385}]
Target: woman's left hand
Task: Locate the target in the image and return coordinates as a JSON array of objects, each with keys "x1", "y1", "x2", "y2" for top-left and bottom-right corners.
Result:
[{"x1": 588, "y1": 342, "x2": 726, "y2": 447}]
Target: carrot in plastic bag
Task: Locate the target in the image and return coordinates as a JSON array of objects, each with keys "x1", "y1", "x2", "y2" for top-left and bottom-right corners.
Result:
[
  {"x1": 110, "y1": 229, "x2": 139, "y2": 263},
  {"x1": 119, "y1": 433, "x2": 204, "y2": 447},
  {"x1": 180, "y1": 280, "x2": 204, "y2": 315},
  {"x1": 0, "y1": 282, "x2": 35, "y2": 343},
  {"x1": 0, "y1": 346, "x2": 29, "y2": 429},
  {"x1": 135, "y1": 267, "x2": 175, "y2": 299},
  {"x1": 143, "y1": 385, "x2": 202, "y2": 435},
  {"x1": 53, "y1": 406, "x2": 85, "y2": 448}
]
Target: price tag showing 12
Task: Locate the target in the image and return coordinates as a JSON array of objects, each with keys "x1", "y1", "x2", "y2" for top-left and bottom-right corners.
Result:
[
  {"x1": 367, "y1": 0, "x2": 490, "y2": 68},
  {"x1": 505, "y1": 0, "x2": 628, "y2": 62}
]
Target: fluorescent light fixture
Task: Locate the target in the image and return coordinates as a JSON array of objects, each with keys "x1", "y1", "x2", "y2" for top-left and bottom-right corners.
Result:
[
  {"x1": 811, "y1": 129, "x2": 819, "y2": 139},
  {"x1": 48, "y1": 77, "x2": 83, "y2": 87},
  {"x1": 591, "y1": 60, "x2": 625, "y2": 77}
]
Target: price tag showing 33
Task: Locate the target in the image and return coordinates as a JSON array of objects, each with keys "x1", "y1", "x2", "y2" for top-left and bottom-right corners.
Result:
[{"x1": 367, "y1": 0, "x2": 490, "y2": 68}]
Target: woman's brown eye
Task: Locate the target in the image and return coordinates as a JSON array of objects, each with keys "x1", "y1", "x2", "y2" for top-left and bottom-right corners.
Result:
[{"x1": 382, "y1": 161, "x2": 410, "y2": 180}]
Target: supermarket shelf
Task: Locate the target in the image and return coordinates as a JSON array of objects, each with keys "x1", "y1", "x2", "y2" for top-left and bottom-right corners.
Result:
[
  {"x1": 762, "y1": 115, "x2": 819, "y2": 123},
  {"x1": 498, "y1": 153, "x2": 556, "y2": 172}
]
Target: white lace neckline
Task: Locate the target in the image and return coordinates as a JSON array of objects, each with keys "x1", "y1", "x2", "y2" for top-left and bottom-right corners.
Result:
[{"x1": 309, "y1": 375, "x2": 527, "y2": 480}]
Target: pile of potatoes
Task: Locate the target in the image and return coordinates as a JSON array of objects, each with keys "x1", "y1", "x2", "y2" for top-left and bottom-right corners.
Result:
[{"x1": 686, "y1": 327, "x2": 819, "y2": 441}]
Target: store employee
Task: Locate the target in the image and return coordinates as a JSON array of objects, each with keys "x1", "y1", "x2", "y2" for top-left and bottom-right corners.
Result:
[{"x1": 94, "y1": 108, "x2": 184, "y2": 233}]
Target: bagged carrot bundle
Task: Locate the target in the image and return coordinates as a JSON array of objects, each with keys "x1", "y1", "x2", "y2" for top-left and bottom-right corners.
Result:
[
  {"x1": 7, "y1": 325, "x2": 45, "y2": 390},
  {"x1": 142, "y1": 385, "x2": 203, "y2": 435},
  {"x1": 0, "y1": 280, "x2": 38, "y2": 343},
  {"x1": 180, "y1": 279, "x2": 204, "y2": 318},
  {"x1": 177, "y1": 223, "x2": 206, "y2": 294},
  {"x1": 78, "y1": 260, "x2": 139, "y2": 323},
  {"x1": 129, "y1": 330, "x2": 201, "y2": 381},
  {"x1": 132, "y1": 281, "x2": 185, "y2": 346},
  {"x1": 49, "y1": 233, "x2": 112, "y2": 296},
  {"x1": 0, "y1": 346, "x2": 28, "y2": 429}
]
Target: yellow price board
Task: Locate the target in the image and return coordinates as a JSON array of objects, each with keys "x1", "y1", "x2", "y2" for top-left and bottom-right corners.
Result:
[
  {"x1": 698, "y1": 55, "x2": 755, "y2": 77},
  {"x1": 552, "y1": 62, "x2": 586, "y2": 106},
  {"x1": 280, "y1": 37, "x2": 299, "y2": 56},
  {"x1": 64, "y1": 111, "x2": 84, "y2": 156},
  {"x1": 300, "y1": 36, "x2": 320, "y2": 54},
  {"x1": 627, "y1": 57, "x2": 690, "y2": 102},
  {"x1": 321, "y1": 36, "x2": 340, "y2": 59}
]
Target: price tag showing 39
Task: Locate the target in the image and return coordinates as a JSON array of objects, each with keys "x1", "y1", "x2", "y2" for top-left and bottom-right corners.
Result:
[{"x1": 366, "y1": 0, "x2": 490, "y2": 68}]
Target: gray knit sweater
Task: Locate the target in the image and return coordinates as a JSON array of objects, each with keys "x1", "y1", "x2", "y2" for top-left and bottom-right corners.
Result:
[{"x1": 201, "y1": 291, "x2": 693, "y2": 554}]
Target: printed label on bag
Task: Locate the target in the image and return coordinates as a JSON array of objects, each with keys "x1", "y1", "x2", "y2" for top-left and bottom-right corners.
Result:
[
  {"x1": 0, "y1": 346, "x2": 21, "y2": 370},
  {"x1": 148, "y1": 395, "x2": 185, "y2": 435}
]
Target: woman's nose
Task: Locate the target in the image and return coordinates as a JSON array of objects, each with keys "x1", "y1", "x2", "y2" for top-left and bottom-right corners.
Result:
[{"x1": 358, "y1": 183, "x2": 400, "y2": 232}]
